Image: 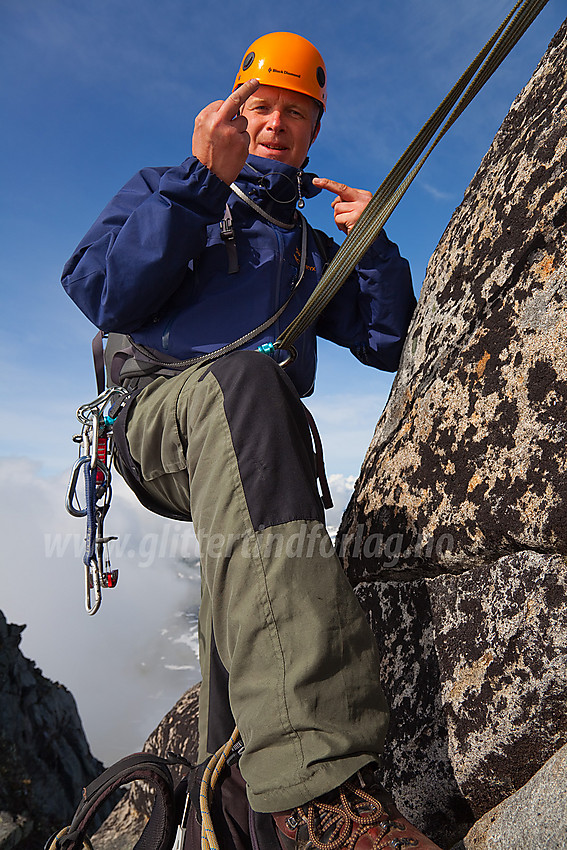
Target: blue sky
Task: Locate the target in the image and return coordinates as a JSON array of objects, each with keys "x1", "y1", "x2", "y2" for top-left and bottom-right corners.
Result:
[
  {"x1": 1, "y1": 0, "x2": 564, "y2": 762},
  {"x1": 1, "y1": 0, "x2": 564, "y2": 476}
]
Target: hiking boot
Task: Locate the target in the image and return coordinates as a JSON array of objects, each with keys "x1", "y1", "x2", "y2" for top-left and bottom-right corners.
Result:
[{"x1": 272, "y1": 767, "x2": 442, "y2": 850}]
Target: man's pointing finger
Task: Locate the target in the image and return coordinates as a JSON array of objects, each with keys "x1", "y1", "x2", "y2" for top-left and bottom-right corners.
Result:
[
  {"x1": 313, "y1": 177, "x2": 374, "y2": 235},
  {"x1": 312, "y1": 177, "x2": 358, "y2": 200},
  {"x1": 220, "y1": 78, "x2": 260, "y2": 120}
]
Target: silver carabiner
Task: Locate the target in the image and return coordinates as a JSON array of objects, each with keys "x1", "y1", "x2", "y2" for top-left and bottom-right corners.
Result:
[
  {"x1": 278, "y1": 345, "x2": 297, "y2": 369},
  {"x1": 65, "y1": 455, "x2": 110, "y2": 517},
  {"x1": 85, "y1": 557, "x2": 102, "y2": 616},
  {"x1": 76, "y1": 386, "x2": 129, "y2": 426}
]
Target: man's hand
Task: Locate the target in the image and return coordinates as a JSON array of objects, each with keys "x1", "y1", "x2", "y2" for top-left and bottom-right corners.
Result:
[
  {"x1": 192, "y1": 79, "x2": 260, "y2": 185},
  {"x1": 312, "y1": 177, "x2": 373, "y2": 235}
]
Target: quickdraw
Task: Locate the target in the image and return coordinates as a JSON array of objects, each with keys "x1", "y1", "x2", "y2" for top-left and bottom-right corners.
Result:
[{"x1": 65, "y1": 386, "x2": 129, "y2": 615}]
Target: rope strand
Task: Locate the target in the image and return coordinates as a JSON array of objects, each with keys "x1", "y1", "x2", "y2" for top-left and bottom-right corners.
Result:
[{"x1": 275, "y1": 0, "x2": 550, "y2": 351}]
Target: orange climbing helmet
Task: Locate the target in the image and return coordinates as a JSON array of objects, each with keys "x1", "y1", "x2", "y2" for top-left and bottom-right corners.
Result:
[{"x1": 233, "y1": 32, "x2": 327, "y2": 112}]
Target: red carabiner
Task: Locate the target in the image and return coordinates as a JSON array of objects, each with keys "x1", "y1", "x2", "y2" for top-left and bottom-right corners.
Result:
[{"x1": 96, "y1": 435, "x2": 108, "y2": 485}]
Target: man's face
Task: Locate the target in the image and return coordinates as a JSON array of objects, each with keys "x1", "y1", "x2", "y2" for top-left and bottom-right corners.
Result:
[{"x1": 241, "y1": 85, "x2": 320, "y2": 169}]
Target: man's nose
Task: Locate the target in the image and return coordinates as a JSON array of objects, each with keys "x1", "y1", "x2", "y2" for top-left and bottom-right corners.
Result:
[{"x1": 267, "y1": 109, "x2": 284, "y2": 130}]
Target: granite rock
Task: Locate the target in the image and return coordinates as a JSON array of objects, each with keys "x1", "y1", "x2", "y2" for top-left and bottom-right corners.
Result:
[
  {"x1": 337, "y1": 16, "x2": 567, "y2": 850},
  {"x1": 429, "y1": 551, "x2": 567, "y2": 818},
  {"x1": 338, "y1": 18, "x2": 567, "y2": 581},
  {"x1": 456, "y1": 742, "x2": 567, "y2": 849}
]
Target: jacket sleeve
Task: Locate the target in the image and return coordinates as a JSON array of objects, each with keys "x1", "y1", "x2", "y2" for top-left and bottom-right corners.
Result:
[
  {"x1": 61, "y1": 158, "x2": 232, "y2": 332},
  {"x1": 315, "y1": 228, "x2": 415, "y2": 372}
]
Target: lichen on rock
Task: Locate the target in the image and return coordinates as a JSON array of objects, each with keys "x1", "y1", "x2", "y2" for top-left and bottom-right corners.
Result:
[
  {"x1": 339, "y1": 19, "x2": 567, "y2": 581},
  {"x1": 338, "y1": 16, "x2": 567, "y2": 850}
]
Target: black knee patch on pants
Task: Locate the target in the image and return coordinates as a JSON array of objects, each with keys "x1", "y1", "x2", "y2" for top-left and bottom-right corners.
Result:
[
  {"x1": 204, "y1": 351, "x2": 324, "y2": 531},
  {"x1": 207, "y1": 627, "x2": 236, "y2": 755}
]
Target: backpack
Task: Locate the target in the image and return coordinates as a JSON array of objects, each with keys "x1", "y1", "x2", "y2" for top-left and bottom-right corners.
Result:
[{"x1": 45, "y1": 740, "x2": 282, "y2": 850}]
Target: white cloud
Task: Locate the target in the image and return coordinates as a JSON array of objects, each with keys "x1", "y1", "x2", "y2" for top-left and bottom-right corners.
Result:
[
  {"x1": 419, "y1": 180, "x2": 457, "y2": 202},
  {"x1": 325, "y1": 474, "x2": 357, "y2": 533},
  {"x1": 0, "y1": 457, "x2": 201, "y2": 764},
  {"x1": 305, "y1": 391, "x2": 388, "y2": 476},
  {"x1": 0, "y1": 456, "x2": 358, "y2": 764}
]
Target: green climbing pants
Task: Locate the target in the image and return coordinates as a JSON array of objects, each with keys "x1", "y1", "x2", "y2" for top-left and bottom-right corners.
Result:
[{"x1": 122, "y1": 350, "x2": 389, "y2": 813}]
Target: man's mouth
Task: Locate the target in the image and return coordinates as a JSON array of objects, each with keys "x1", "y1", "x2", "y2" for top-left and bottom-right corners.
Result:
[{"x1": 259, "y1": 142, "x2": 288, "y2": 152}]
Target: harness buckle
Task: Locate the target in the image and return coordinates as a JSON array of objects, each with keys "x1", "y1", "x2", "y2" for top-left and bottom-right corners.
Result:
[
  {"x1": 220, "y1": 204, "x2": 239, "y2": 274},
  {"x1": 220, "y1": 217, "x2": 235, "y2": 241}
]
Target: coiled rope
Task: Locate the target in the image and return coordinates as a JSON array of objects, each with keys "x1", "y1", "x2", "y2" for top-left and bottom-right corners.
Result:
[{"x1": 200, "y1": 726, "x2": 241, "y2": 850}]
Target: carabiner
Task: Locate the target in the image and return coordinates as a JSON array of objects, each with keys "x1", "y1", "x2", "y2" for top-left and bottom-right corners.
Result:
[
  {"x1": 85, "y1": 557, "x2": 102, "y2": 616},
  {"x1": 76, "y1": 386, "x2": 129, "y2": 426},
  {"x1": 65, "y1": 456, "x2": 90, "y2": 518},
  {"x1": 257, "y1": 342, "x2": 297, "y2": 368},
  {"x1": 66, "y1": 384, "x2": 128, "y2": 615},
  {"x1": 278, "y1": 345, "x2": 297, "y2": 369},
  {"x1": 65, "y1": 456, "x2": 110, "y2": 518}
]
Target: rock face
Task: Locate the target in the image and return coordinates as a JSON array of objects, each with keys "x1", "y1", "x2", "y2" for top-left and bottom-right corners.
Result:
[
  {"x1": 339, "y1": 19, "x2": 567, "y2": 580},
  {"x1": 457, "y1": 742, "x2": 567, "y2": 850},
  {"x1": 430, "y1": 551, "x2": 567, "y2": 815},
  {"x1": 337, "y1": 16, "x2": 567, "y2": 850},
  {"x1": 0, "y1": 611, "x2": 105, "y2": 848}
]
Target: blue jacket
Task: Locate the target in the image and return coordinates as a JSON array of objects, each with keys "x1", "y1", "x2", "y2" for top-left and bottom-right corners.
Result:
[{"x1": 62, "y1": 154, "x2": 415, "y2": 397}]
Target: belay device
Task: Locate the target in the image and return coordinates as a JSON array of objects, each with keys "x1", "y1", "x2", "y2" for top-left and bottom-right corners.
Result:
[{"x1": 65, "y1": 386, "x2": 129, "y2": 615}]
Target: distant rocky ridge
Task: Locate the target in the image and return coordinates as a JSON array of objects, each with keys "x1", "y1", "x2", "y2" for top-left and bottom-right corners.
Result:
[{"x1": 0, "y1": 611, "x2": 105, "y2": 850}]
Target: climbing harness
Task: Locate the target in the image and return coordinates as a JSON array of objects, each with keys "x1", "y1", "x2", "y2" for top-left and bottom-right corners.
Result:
[
  {"x1": 65, "y1": 386, "x2": 129, "y2": 615},
  {"x1": 64, "y1": 211, "x2": 311, "y2": 614},
  {"x1": 265, "y1": 0, "x2": 551, "y2": 363}
]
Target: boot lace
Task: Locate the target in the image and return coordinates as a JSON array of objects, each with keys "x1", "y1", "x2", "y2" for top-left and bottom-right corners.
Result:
[{"x1": 290, "y1": 781, "x2": 418, "y2": 849}]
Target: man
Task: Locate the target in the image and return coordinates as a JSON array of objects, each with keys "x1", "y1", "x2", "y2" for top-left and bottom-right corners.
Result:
[{"x1": 62, "y1": 31, "x2": 440, "y2": 850}]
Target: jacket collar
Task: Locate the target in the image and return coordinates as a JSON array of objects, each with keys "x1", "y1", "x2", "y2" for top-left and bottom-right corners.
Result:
[{"x1": 232, "y1": 154, "x2": 322, "y2": 225}]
